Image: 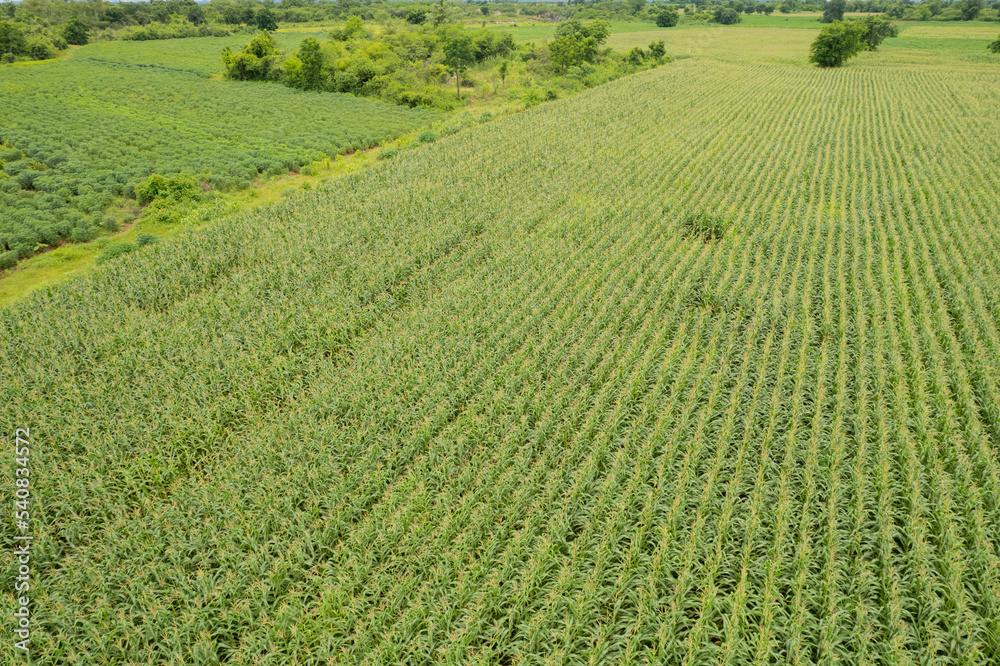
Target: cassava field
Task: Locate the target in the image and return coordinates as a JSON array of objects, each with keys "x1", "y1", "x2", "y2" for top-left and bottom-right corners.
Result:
[{"x1": 3, "y1": 21, "x2": 1000, "y2": 665}]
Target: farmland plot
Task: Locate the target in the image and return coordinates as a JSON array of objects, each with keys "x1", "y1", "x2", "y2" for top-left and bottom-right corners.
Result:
[{"x1": 2, "y1": 29, "x2": 1000, "y2": 665}]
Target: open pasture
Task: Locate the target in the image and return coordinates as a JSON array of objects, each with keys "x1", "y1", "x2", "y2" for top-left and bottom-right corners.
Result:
[{"x1": 3, "y1": 18, "x2": 1000, "y2": 666}]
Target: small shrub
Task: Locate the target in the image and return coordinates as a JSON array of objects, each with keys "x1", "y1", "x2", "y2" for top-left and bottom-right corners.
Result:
[
  {"x1": 418, "y1": 130, "x2": 439, "y2": 143},
  {"x1": 95, "y1": 241, "x2": 137, "y2": 265},
  {"x1": 135, "y1": 232, "x2": 159, "y2": 247},
  {"x1": 102, "y1": 215, "x2": 119, "y2": 232},
  {"x1": 378, "y1": 148, "x2": 399, "y2": 160},
  {"x1": 989, "y1": 35, "x2": 1000, "y2": 54},
  {"x1": 0, "y1": 250, "x2": 17, "y2": 270}
]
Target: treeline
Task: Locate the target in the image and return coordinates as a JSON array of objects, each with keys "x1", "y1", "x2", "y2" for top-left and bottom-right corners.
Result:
[{"x1": 222, "y1": 18, "x2": 671, "y2": 110}]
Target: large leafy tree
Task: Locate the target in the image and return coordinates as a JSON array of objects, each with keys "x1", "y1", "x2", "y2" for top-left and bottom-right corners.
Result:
[
  {"x1": 809, "y1": 20, "x2": 865, "y2": 66},
  {"x1": 809, "y1": 16, "x2": 898, "y2": 67},
  {"x1": 442, "y1": 33, "x2": 476, "y2": 99},
  {"x1": 548, "y1": 19, "x2": 611, "y2": 73}
]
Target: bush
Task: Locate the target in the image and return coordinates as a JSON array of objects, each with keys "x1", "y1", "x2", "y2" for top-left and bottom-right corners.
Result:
[
  {"x1": 27, "y1": 39, "x2": 55, "y2": 61},
  {"x1": 714, "y1": 8, "x2": 742, "y2": 24},
  {"x1": 656, "y1": 9, "x2": 680, "y2": 27},
  {"x1": 378, "y1": 148, "x2": 399, "y2": 160},
  {"x1": 135, "y1": 232, "x2": 159, "y2": 247},
  {"x1": 63, "y1": 18, "x2": 89, "y2": 46},
  {"x1": 990, "y1": 35, "x2": 1000, "y2": 53},
  {"x1": 134, "y1": 173, "x2": 200, "y2": 204},
  {"x1": 102, "y1": 215, "x2": 119, "y2": 232},
  {"x1": 418, "y1": 130, "x2": 439, "y2": 143},
  {"x1": 95, "y1": 241, "x2": 136, "y2": 265},
  {"x1": 0, "y1": 250, "x2": 16, "y2": 270}
]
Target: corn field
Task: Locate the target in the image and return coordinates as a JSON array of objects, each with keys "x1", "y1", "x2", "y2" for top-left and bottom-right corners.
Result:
[{"x1": 2, "y1": 48, "x2": 1000, "y2": 664}]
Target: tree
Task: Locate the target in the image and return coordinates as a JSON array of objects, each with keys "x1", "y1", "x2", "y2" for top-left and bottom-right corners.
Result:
[
  {"x1": 656, "y1": 9, "x2": 680, "y2": 27},
  {"x1": 62, "y1": 18, "x2": 89, "y2": 46},
  {"x1": 0, "y1": 20, "x2": 26, "y2": 57},
  {"x1": 625, "y1": 46, "x2": 645, "y2": 65},
  {"x1": 713, "y1": 7, "x2": 742, "y2": 23},
  {"x1": 255, "y1": 7, "x2": 278, "y2": 32},
  {"x1": 856, "y1": 15, "x2": 898, "y2": 51},
  {"x1": 626, "y1": 0, "x2": 646, "y2": 15},
  {"x1": 331, "y1": 16, "x2": 364, "y2": 41},
  {"x1": 989, "y1": 34, "x2": 1000, "y2": 53},
  {"x1": 442, "y1": 33, "x2": 475, "y2": 99},
  {"x1": 649, "y1": 40, "x2": 666, "y2": 60},
  {"x1": 498, "y1": 58, "x2": 509, "y2": 83},
  {"x1": 959, "y1": 0, "x2": 983, "y2": 20},
  {"x1": 432, "y1": 0, "x2": 452, "y2": 27},
  {"x1": 222, "y1": 31, "x2": 282, "y2": 81},
  {"x1": 548, "y1": 19, "x2": 611, "y2": 73},
  {"x1": 809, "y1": 19, "x2": 864, "y2": 66},
  {"x1": 820, "y1": 0, "x2": 846, "y2": 23},
  {"x1": 296, "y1": 37, "x2": 324, "y2": 89},
  {"x1": 406, "y1": 9, "x2": 427, "y2": 24}
]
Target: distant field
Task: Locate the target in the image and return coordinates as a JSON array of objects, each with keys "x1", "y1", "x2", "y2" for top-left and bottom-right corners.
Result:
[
  {"x1": 0, "y1": 47, "x2": 435, "y2": 263},
  {"x1": 75, "y1": 31, "x2": 328, "y2": 77},
  {"x1": 4, "y1": 21, "x2": 1000, "y2": 664}
]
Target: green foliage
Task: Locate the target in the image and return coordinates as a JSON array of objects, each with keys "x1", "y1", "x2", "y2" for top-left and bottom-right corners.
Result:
[
  {"x1": 27, "y1": 38, "x2": 55, "y2": 60},
  {"x1": 0, "y1": 20, "x2": 26, "y2": 57},
  {"x1": 442, "y1": 32, "x2": 476, "y2": 99},
  {"x1": 378, "y1": 147, "x2": 399, "y2": 159},
  {"x1": 625, "y1": 46, "x2": 646, "y2": 65},
  {"x1": 810, "y1": 16, "x2": 899, "y2": 66},
  {"x1": 135, "y1": 232, "x2": 160, "y2": 247},
  {"x1": 856, "y1": 15, "x2": 899, "y2": 51},
  {"x1": 331, "y1": 16, "x2": 365, "y2": 41},
  {"x1": 549, "y1": 19, "x2": 612, "y2": 72},
  {"x1": 0, "y1": 250, "x2": 16, "y2": 270},
  {"x1": 135, "y1": 174, "x2": 201, "y2": 205},
  {"x1": 406, "y1": 9, "x2": 427, "y2": 25},
  {"x1": 254, "y1": 7, "x2": 278, "y2": 32},
  {"x1": 94, "y1": 240, "x2": 136, "y2": 264},
  {"x1": 990, "y1": 35, "x2": 1000, "y2": 53},
  {"x1": 809, "y1": 19, "x2": 866, "y2": 66},
  {"x1": 960, "y1": 0, "x2": 984, "y2": 20},
  {"x1": 418, "y1": 130, "x2": 439, "y2": 143},
  {"x1": 656, "y1": 9, "x2": 680, "y2": 27},
  {"x1": 62, "y1": 18, "x2": 89, "y2": 46},
  {"x1": 222, "y1": 31, "x2": 282, "y2": 81},
  {"x1": 649, "y1": 40, "x2": 666, "y2": 60},
  {"x1": 820, "y1": 0, "x2": 846, "y2": 23},
  {"x1": 714, "y1": 7, "x2": 743, "y2": 24}
]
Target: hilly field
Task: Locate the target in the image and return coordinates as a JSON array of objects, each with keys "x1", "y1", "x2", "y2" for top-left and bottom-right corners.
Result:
[{"x1": 3, "y1": 22, "x2": 1000, "y2": 665}]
